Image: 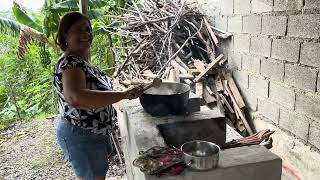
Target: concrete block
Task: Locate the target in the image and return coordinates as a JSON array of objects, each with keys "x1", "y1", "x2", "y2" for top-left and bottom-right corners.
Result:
[
  {"x1": 288, "y1": 14, "x2": 320, "y2": 38},
  {"x1": 300, "y1": 42, "x2": 320, "y2": 68},
  {"x1": 243, "y1": 15, "x2": 262, "y2": 35},
  {"x1": 262, "y1": 16, "x2": 287, "y2": 36},
  {"x1": 214, "y1": 16, "x2": 228, "y2": 31},
  {"x1": 228, "y1": 16, "x2": 242, "y2": 33},
  {"x1": 233, "y1": 70, "x2": 249, "y2": 90},
  {"x1": 271, "y1": 39, "x2": 300, "y2": 63},
  {"x1": 249, "y1": 75, "x2": 269, "y2": 98},
  {"x1": 241, "y1": 89, "x2": 258, "y2": 110},
  {"x1": 296, "y1": 93, "x2": 320, "y2": 121},
  {"x1": 305, "y1": 0, "x2": 320, "y2": 9},
  {"x1": 221, "y1": 0, "x2": 233, "y2": 15},
  {"x1": 234, "y1": 0, "x2": 251, "y2": 14},
  {"x1": 279, "y1": 108, "x2": 309, "y2": 141},
  {"x1": 258, "y1": 99, "x2": 279, "y2": 124},
  {"x1": 252, "y1": 0, "x2": 273, "y2": 13},
  {"x1": 310, "y1": 121, "x2": 320, "y2": 149},
  {"x1": 242, "y1": 54, "x2": 260, "y2": 74},
  {"x1": 274, "y1": 0, "x2": 303, "y2": 11},
  {"x1": 234, "y1": 34, "x2": 250, "y2": 53},
  {"x1": 198, "y1": 0, "x2": 221, "y2": 16},
  {"x1": 250, "y1": 37, "x2": 272, "y2": 57},
  {"x1": 227, "y1": 52, "x2": 242, "y2": 70},
  {"x1": 260, "y1": 58, "x2": 284, "y2": 82},
  {"x1": 284, "y1": 64, "x2": 317, "y2": 92},
  {"x1": 269, "y1": 83, "x2": 295, "y2": 110}
]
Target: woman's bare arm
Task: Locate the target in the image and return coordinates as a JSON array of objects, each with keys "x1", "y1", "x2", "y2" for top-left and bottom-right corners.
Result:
[{"x1": 62, "y1": 67, "x2": 128, "y2": 109}]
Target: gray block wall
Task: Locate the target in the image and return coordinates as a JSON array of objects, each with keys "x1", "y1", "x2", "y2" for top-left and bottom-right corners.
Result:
[{"x1": 194, "y1": 0, "x2": 320, "y2": 178}]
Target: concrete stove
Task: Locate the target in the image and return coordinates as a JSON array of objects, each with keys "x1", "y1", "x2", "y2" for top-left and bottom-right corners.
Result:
[{"x1": 116, "y1": 99, "x2": 282, "y2": 180}]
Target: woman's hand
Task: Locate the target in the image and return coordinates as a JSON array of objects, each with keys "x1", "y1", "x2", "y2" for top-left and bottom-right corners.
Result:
[{"x1": 125, "y1": 85, "x2": 144, "y2": 100}]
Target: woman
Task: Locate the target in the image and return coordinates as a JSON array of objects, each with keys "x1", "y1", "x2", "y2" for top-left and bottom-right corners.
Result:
[{"x1": 53, "y1": 12, "x2": 144, "y2": 180}]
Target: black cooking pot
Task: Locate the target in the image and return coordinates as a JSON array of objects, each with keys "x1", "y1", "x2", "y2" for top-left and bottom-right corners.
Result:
[{"x1": 139, "y1": 82, "x2": 190, "y2": 116}]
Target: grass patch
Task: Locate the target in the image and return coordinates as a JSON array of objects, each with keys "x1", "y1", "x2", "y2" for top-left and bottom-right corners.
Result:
[
  {"x1": 0, "y1": 118, "x2": 16, "y2": 130},
  {"x1": 28, "y1": 158, "x2": 48, "y2": 169}
]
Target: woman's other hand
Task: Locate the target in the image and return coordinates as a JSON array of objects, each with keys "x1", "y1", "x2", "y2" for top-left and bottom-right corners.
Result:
[{"x1": 125, "y1": 85, "x2": 144, "y2": 100}]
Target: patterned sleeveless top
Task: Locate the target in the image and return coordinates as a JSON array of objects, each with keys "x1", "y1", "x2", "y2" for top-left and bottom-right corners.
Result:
[{"x1": 53, "y1": 55, "x2": 116, "y2": 135}]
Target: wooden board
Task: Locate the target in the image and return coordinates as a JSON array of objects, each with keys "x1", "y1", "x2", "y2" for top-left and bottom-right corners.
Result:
[
  {"x1": 222, "y1": 80, "x2": 253, "y2": 135},
  {"x1": 215, "y1": 78, "x2": 224, "y2": 92},
  {"x1": 207, "y1": 77, "x2": 224, "y2": 114},
  {"x1": 192, "y1": 59, "x2": 206, "y2": 73},
  {"x1": 195, "y1": 82, "x2": 203, "y2": 99},
  {"x1": 224, "y1": 72, "x2": 246, "y2": 108},
  {"x1": 194, "y1": 54, "x2": 224, "y2": 82},
  {"x1": 203, "y1": 86, "x2": 216, "y2": 104},
  {"x1": 220, "y1": 94, "x2": 234, "y2": 114}
]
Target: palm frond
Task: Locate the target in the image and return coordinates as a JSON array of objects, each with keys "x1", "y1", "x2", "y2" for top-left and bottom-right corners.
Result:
[{"x1": 0, "y1": 17, "x2": 21, "y2": 37}]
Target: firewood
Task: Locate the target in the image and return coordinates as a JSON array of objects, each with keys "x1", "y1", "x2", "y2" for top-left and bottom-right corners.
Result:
[
  {"x1": 205, "y1": 85, "x2": 213, "y2": 95},
  {"x1": 203, "y1": 86, "x2": 216, "y2": 104},
  {"x1": 222, "y1": 80, "x2": 253, "y2": 135},
  {"x1": 195, "y1": 82, "x2": 203, "y2": 99},
  {"x1": 194, "y1": 54, "x2": 224, "y2": 82},
  {"x1": 219, "y1": 94, "x2": 235, "y2": 114},
  {"x1": 192, "y1": 59, "x2": 206, "y2": 72},
  {"x1": 207, "y1": 77, "x2": 224, "y2": 114},
  {"x1": 223, "y1": 72, "x2": 246, "y2": 108},
  {"x1": 204, "y1": 17, "x2": 219, "y2": 45}
]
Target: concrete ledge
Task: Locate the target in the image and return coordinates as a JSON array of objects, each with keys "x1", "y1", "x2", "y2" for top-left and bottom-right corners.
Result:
[{"x1": 118, "y1": 100, "x2": 282, "y2": 180}]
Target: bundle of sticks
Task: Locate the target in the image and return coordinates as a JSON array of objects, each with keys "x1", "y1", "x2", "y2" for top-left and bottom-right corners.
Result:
[{"x1": 109, "y1": 0, "x2": 253, "y2": 136}]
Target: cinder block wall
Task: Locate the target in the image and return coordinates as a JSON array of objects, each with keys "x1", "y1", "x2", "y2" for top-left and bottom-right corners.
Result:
[{"x1": 194, "y1": 0, "x2": 320, "y2": 179}]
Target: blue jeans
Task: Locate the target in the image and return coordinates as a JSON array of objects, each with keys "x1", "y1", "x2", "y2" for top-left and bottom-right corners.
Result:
[{"x1": 56, "y1": 118, "x2": 113, "y2": 179}]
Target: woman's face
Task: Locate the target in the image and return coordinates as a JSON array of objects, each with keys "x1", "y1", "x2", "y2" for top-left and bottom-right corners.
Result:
[{"x1": 65, "y1": 18, "x2": 92, "y2": 52}]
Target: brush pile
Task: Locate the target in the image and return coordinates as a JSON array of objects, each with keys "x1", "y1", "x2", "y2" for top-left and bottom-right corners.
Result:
[{"x1": 108, "y1": 0, "x2": 253, "y2": 136}]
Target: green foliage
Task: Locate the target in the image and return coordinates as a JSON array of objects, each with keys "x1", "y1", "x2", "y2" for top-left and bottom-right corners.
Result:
[
  {"x1": 0, "y1": 17, "x2": 21, "y2": 37},
  {"x1": 0, "y1": 34, "x2": 57, "y2": 128},
  {"x1": 0, "y1": 0, "x2": 130, "y2": 129},
  {"x1": 12, "y1": 4, "x2": 44, "y2": 33}
]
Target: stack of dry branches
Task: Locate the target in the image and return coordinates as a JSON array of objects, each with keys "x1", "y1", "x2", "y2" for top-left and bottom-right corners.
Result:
[{"x1": 109, "y1": 0, "x2": 254, "y2": 136}]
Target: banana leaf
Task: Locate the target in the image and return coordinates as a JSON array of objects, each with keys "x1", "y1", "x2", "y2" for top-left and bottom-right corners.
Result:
[
  {"x1": 12, "y1": 4, "x2": 43, "y2": 33},
  {"x1": 0, "y1": 17, "x2": 21, "y2": 37}
]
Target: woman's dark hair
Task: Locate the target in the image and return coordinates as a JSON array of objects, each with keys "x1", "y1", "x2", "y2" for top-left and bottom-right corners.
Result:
[{"x1": 55, "y1": 12, "x2": 92, "y2": 51}]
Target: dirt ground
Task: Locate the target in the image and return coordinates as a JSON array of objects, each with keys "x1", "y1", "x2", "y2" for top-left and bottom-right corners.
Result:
[{"x1": 0, "y1": 118, "x2": 126, "y2": 180}]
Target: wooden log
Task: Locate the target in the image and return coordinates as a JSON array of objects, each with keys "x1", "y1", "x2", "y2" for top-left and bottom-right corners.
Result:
[
  {"x1": 224, "y1": 72, "x2": 246, "y2": 108},
  {"x1": 223, "y1": 81, "x2": 253, "y2": 135},
  {"x1": 194, "y1": 54, "x2": 224, "y2": 82}
]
